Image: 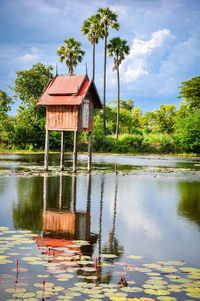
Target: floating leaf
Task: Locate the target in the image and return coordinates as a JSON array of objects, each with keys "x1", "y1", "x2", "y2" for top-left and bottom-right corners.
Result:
[
  {"x1": 100, "y1": 254, "x2": 117, "y2": 259},
  {"x1": 33, "y1": 282, "x2": 54, "y2": 288},
  {"x1": 157, "y1": 297, "x2": 177, "y2": 301},
  {"x1": 127, "y1": 255, "x2": 143, "y2": 259},
  {"x1": 144, "y1": 289, "x2": 171, "y2": 296},
  {"x1": 5, "y1": 288, "x2": 27, "y2": 293},
  {"x1": 186, "y1": 292, "x2": 200, "y2": 298},
  {"x1": 120, "y1": 286, "x2": 143, "y2": 292}
]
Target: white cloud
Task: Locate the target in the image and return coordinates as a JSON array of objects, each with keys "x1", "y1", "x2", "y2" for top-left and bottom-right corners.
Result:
[
  {"x1": 18, "y1": 53, "x2": 39, "y2": 63},
  {"x1": 121, "y1": 29, "x2": 172, "y2": 83},
  {"x1": 109, "y1": 4, "x2": 128, "y2": 16}
]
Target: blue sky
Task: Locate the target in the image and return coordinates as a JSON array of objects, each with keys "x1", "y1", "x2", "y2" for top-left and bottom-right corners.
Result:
[{"x1": 0, "y1": 0, "x2": 200, "y2": 115}]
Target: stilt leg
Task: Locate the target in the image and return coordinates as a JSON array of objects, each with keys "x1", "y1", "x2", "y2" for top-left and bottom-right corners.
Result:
[
  {"x1": 72, "y1": 174, "x2": 76, "y2": 212},
  {"x1": 73, "y1": 131, "x2": 78, "y2": 173},
  {"x1": 60, "y1": 131, "x2": 65, "y2": 171},
  {"x1": 88, "y1": 131, "x2": 92, "y2": 173},
  {"x1": 44, "y1": 129, "x2": 49, "y2": 171},
  {"x1": 43, "y1": 175, "x2": 48, "y2": 211},
  {"x1": 59, "y1": 174, "x2": 63, "y2": 210}
]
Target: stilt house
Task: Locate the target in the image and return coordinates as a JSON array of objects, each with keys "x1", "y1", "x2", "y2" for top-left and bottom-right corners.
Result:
[{"x1": 37, "y1": 74, "x2": 102, "y2": 172}]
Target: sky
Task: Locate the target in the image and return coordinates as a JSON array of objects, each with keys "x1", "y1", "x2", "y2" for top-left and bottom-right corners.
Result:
[{"x1": 0, "y1": 0, "x2": 200, "y2": 115}]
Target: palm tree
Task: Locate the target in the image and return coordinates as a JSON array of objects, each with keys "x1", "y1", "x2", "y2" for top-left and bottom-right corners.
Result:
[
  {"x1": 57, "y1": 38, "x2": 85, "y2": 75},
  {"x1": 81, "y1": 14, "x2": 103, "y2": 81},
  {"x1": 98, "y1": 7, "x2": 119, "y2": 135},
  {"x1": 107, "y1": 37, "x2": 130, "y2": 139}
]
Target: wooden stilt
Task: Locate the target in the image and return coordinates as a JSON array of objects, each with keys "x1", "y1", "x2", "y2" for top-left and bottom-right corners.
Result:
[
  {"x1": 60, "y1": 131, "x2": 65, "y2": 171},
  {"x1": 43, "y1": 175, "x2": 48, "y2": 211},
  {"x1": 59, "y1": 174, "x2": 63, "y2": 210},
  {"x1": 73, "y1": 131, "x2": 78, "y2": 173},
  {"x1": 72, "y1": 174, "x2": 76, "y2": 212},
  {"x1": 88, "y1": 131, "x2": 92, "y2": 173},
  {"x1": 44, "y1": 129, "x2": 49, "y2": 171},
  {"x1": 86, "y1": 174, "x2": 91, "y2": 240}
]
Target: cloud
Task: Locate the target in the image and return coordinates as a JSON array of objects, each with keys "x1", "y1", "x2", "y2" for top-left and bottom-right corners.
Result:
[
  {"x1": 121, "y1": 29, "x2": 172, "y2": 83},
  {"x1": 18, "y1": 53, "x2": 39, "y2": 63},
  {"x1": 109, "y1": 4, "x2": 128, "y2": 16}
]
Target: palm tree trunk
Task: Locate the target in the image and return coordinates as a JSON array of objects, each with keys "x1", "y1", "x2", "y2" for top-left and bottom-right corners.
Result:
[
  {"x1": 103, "y1": 35, "x2": 107, "y2": 136},
  {"x1": 92, "y1": 43, "x2": 95, "y2": 81},
  {"x1": 116, "y1": 64, "x2": 120, "y2": 139}
]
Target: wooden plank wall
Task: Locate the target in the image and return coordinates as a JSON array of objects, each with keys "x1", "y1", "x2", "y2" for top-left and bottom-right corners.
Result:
[
  {"x1": 43, "y1": 211, "x2": 76, "y2": 235},
  {"x1": 46, "y1": 105, "x2": 78, "y2": 131}
]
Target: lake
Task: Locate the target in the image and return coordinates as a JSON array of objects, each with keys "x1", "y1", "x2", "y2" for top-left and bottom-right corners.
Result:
[{"x1": 0, "y1": 153, "x2": 200, "y2": 300}]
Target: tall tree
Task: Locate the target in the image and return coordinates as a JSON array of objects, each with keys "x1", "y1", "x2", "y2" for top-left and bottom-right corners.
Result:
[
  {"x1": 98, "y1": 7, "x2": 119, "y2": 135},
  {"x1": 81, "y1": 14, "x2": 103, "y2": 81},
  {"x1": 107, "y1": 37, "x2": 130, "y2": 139},
  {"x1": 177, "y1": 75, "x2": 200, "y2": 109},
  {"x1": 57, "y1": 38, "x2": 85, "y2": 75}
]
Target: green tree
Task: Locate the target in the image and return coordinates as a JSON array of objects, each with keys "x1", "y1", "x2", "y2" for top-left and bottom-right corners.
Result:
[
  {"x1": 109, "y1": 99, "x2": 134, "y2": 112},
  {"x1": 153, "y1": 104, "x2": 177, "y2": 134},
  {"x1": 81, "y1": 14, "x2": 103, "y2": 81},
  {"x1": 107, "y1": 37, "x2": 130, "y2": 138},
  {"x1": 97, "y1": 7, "x2": 119, "y2": 135},
  {"x1": 178, "y1": 75, "x2": 200, "y2": 109},
  {"x1": 11, "y1": 62, "x2": 54, "y2": 119},
  {"x1": 57, "y1": 38, "x2": 85, "y2": 75},
  {"x1": 175, "y1": 103, "x2": 200, "y2": 153},
  {"x1": 9, "y1": 63, "x2": 54, "y2": 149},
  {"x1": 0, "y1": 89, "x2": 13, "y2": 113},
  {"x1": 0, "y1": 90, "x2": 14, "y2": 147}
]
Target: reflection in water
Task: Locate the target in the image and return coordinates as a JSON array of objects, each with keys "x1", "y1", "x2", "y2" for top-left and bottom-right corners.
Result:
[
  {"x1": 98, "y1": 177, "x2": 104, "y2": 262},
  {"x1": 178, "y1": 181, "x2": 200, "y2": 229},
  {"x1": 12, "y1": 177, "x2": 43, "y2": 232},
  {"x1": 37, "y1": 174, "x2": 98, "y2": 258},
  {"x1": 102, "y1": 176, "x2": 123, "y2": 260}
]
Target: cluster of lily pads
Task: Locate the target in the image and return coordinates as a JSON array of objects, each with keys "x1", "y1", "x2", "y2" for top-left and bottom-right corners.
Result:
[
  {"x1": 1, "y1": 161, "x2": 200, "y2": 179},
  {"x1": 0, "y1": 226, "x2": 200, "y2": 300}
]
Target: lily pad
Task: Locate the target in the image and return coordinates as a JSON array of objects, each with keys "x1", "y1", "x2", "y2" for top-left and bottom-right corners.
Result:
[
  {"x1": 127, "y1": 255, "x2": 143, "y2": 259},
  {"x1": 100, "y1": 254, "x2": 117, "y2": 259}
]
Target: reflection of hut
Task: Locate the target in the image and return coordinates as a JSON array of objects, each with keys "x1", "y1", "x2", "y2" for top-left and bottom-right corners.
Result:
[
  {"x1": 43, "y1": 211, "x2": 90, "y2": 240},
  {"x1": 35, "y1": 174, "x2": 97, "y2": 258},
  {"x1": 37, "y1": 74, "x2": 102, "y2": 172}
]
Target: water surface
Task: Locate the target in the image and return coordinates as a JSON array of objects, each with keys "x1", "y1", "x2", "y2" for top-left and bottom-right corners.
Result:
[{"x1": 0, "y1": 153, "x2": 200, "y2": 300}]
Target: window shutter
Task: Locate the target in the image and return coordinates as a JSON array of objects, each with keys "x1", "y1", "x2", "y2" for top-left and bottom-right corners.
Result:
[{"x1": 82, "y1": 99, "x2": 90, "y2": 128}]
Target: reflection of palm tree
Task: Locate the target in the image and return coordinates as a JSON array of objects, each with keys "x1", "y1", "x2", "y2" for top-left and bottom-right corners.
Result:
[
  {"x1": 102, "y1": 176, "x2": 124, "y2": 262},
  {"x1": 98, "y1": 177, "x2": 104, "y2": 262}
]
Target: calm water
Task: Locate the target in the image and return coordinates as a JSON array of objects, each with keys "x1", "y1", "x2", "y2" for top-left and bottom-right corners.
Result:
[{"x1": 0, "y1": 153, "x2": 200, "y2": 300}]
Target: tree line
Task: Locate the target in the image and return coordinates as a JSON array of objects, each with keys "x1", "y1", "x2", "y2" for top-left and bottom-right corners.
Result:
[{"x1": 0, "y1": 62, "x2": 199, "y2": 154}]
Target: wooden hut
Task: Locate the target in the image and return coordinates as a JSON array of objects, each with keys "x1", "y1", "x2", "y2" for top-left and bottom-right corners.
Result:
[{"x1": 37, "y1": 74, "x2": 102, "y2": 172}]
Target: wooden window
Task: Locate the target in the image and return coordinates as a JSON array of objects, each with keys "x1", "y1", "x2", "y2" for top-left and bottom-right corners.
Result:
[{"x1": 82, "y1": 99, "x2": 89, "y2": 128}]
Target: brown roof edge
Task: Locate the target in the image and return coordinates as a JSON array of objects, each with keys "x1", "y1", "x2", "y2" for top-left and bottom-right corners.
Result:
[
  {"x1": 83, "y1": 79, "x2": 103, "y2": 109},
  {"x1": 76, "y1": 73, "x2": 89, "y2": 96},
  {"x1": 37, "y1": 74, "x2": 58, "y2": 106}
]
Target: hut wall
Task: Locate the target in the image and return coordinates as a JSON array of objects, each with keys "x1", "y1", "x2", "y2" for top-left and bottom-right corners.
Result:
[
  {"x1": 43, "y1": 211, "x2": 75, "y2": 235},
  {"x1": 46, "y1": 105, "x2": 78, "y2": 131}
]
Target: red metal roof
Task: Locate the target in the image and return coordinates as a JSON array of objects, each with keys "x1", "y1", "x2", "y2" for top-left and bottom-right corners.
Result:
[
  {"x1": 37, "y1": 74, "x2": 102, "y2": 109},
  {"x1": 48, "y1": 75, "x2": 85, "y2": 95}
]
